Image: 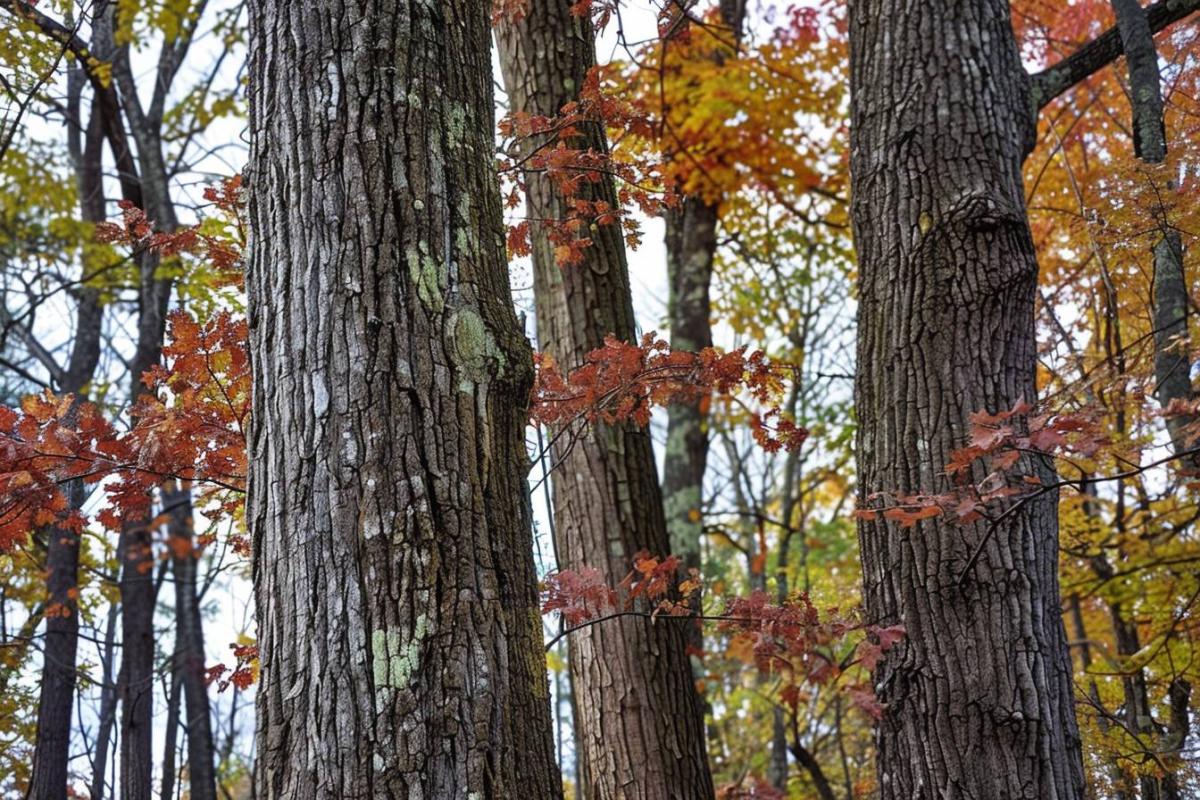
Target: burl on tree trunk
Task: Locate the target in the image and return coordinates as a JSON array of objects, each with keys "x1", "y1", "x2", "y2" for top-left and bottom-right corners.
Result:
[{"x1": 849, "y1": 1, "x2": 1086, "y2": 797}]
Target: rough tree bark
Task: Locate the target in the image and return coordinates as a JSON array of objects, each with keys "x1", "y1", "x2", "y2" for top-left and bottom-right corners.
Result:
[
  {"x1": 495, "y1": 4, "x2": 714, "y2": 799},
  {"x1": 849, "y1": 1, "x2": 1086, "y2": 797},
  {"x1": 246, "y1": 1, "x2": 562, "y2": 797}
]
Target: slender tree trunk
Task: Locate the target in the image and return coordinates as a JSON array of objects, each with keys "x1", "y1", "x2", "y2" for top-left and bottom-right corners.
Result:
[
  {"x1": 496, "y1": 5, "x2": 714, "y2": 798},
  {"x1": 662, "y1": 197, "x2": 717, "y2": 568},
  {"x1": 117, "y1": 347, "x2": 164, "y2": 800},
  {"x1": 769, "y1": 382, "x2": 804, "y2": 792},
  {"x1": 1108, "y1": 0, "x2": 1198, "y2": 465},
  {"x1": 246, "y1": 2, "x2": 562, "y2": 797},
  {"x1": 117, "y1": 514, "x2": 156, "y2": 800},
  {"x1": 1109, "y1": 5, "x2": 1194, "y2": 795},
  {"x1": 84, "y1": 11, "x2": 177, "y2": 800},
  {"x1": 660, "y1": 0, "x2": 746, "y2": 654},
  {"x1": 90, "y1": 601, "x2": 120, "y2": 800},
  {"x1": 164, "y1": 482, "x2": 217, "y2": 800},
  {"x1": 160, "y1": 669, "x2": 182, "y2": 800},
  {"x1": 27, "y1": 483, "x2": 88, "y2": 800},
  {"x1": 27, "y1": 93, "x2": 107, "y2": 800},
  {"x1": 849, "y1": 2, "x2": 1085, "y2": 797}
]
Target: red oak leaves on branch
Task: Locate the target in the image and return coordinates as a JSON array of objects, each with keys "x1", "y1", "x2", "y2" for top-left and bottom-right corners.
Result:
[
  {"x1": 498, "y1": 67, "x2": 668, "y2": 265},
  {"x1": 542, "y1": 555, "x2": 906, "y2": 722},
  {"x1": 0, "y1": 309, "x2": 250, "y2": 545},
  {"x1": 204, "y1": 642, "x2": 259, "y2": 693},
  {"x1": 95, "y1": 176, "x2": 246, "y2": 284},
  {"x1": 0, "y1": 179, "x2": 250, "y2": 549},
  {"x1": 720, "y1": 591, "x2": 904, "y2": 721},
  {"x1": 531, "y1": 332, "x2": 809, "y2": 452},
  {"x1": 855, "y1": 400, "x2": 1111, "y2": 528},
  {"x1": 2, "y1": 181, "x2": 806, "y2": 554},
  {"x1": 0, "y1": 395, "x2": 119, "y2": 550},
  {"x1": 540, "y1": 551, "x2": 699, "y2": 627}
]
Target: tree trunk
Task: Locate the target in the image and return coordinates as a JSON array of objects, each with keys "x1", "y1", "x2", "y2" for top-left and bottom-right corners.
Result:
[
  {"x1": 496, "y1": 4, "x2": 714, "y2": 799},
  {"x1": 1110, "y1": 4, "x2": 1194, "y2": 794},
  {"x1": 86, "y1": 10, "x2": 176, "y2": 799},
  {"x1": 160, "y1": 668, "x2": 182, "y2": 800},
  {"x1": 849, "y1": 2, "x2": 1085, "y2": 797},
  {"x1": 90, "y1": 601, "x2": 120, "y2": 800},
  {"x1": 246, "y1": 2, "x2": 561, "y2": 797},
  {"x1": 662, "y1": 197, "x2": 717, "y2": 572},
  {"x1": 27, "y1": 484, "x2": 88, "y2": 800},
  {"x1": 660, "y1": 0, "x2": 746, "y2": 655},
  {"x1": 1107, "y1": 0, "x2": 1198, "y2": 467},
  {"x1": 117, "y1": 364, "x2": 162, "y2": 800},
  {"x1": 164, "y1": 482, "x2": 217, "y2": 800},
  {"x1": 117, "y1": 513, "x2": 156, "y2": 800},
  {"x1": 27, "y1": 93, "x2": 107, "y2": 800}
]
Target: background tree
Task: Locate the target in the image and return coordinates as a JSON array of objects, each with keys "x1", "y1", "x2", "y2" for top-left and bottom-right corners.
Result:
[
  {"x1": 605, "y1": 5, "x2": 859, "y2": 794},
  {"x1": 496, "y1": 3, "x2": 714, "y2": 797},
  {"x1": 1017, "y1": 1, "x2": 1200, "y2": 793},
  {"x1": 0, "y1": 0, "x2": 244, "y2": 795},
  {"x1": 24, "y1": 70, "x2": 106, "y2": 799}
]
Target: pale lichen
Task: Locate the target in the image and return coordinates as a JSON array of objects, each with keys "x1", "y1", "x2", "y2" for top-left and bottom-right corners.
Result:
[
  {"x1": 446, "y1": 102, "x2": 470, "y2": 148},
  {"x1": 663, "y1": 484, "x2": 703, "y2": 558},
  {"x1": 371, "y1": 615, "x2": 430, "y2": 689},
  {"x1": 406, "y1": 242, "x2": 444, "y2": 313},
  {"x1": 448, "y1": 307, "x2": 505, "y2": 390}
]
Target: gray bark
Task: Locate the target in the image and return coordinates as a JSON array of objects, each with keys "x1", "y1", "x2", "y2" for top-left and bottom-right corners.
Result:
[
  {"x1": 849, "y1": 1, "x2": 1085, "y2": 796},
  {"x1": 495, "y1": 4, "x2": 713, "y2": 798},
  {"x1": 246, "y1": 1, "x2": 562, "y2": 797},
  {"x1": 1111, "y1": 0, "x2": 1168, "y2": 162},
  {"x1": 89, "y1": 602, "x2": 120, "y2": 800},
  {"x1": 116, "y1": 517, "x2": 156, "y2": 800},
  {"x1": 662, "y1": 198, "x2": 717, "y2": 571},
  {"x1": 160, "y1": 669, "x2": 182, "y2": 800}
]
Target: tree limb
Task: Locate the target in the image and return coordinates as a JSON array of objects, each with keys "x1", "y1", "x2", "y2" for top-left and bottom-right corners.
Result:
[
  {"x1": 0, "y1": 0, "x2": 145, "y2": 207},
  {"x1": 1028, "y1": 0, "x2": 1200, "y2": 110}
]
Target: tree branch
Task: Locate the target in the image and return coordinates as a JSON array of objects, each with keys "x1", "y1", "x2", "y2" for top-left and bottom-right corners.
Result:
[
  {"x1": 0, "y1": 0, "x2": 89, "y2": 60},
  {"x1": 1028, "y1": 0, "x2": 1200, "y2": 110},
  {"x1": 0, "y1": 0, "x2": 145, "y2": 207}
]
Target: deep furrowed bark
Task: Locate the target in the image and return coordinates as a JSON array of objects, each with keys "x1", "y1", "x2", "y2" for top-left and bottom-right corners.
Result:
[
  {"x1": 850, "y1": 1, "x2": 1086, "y2": 796},
  {"x1": 247, "y1": 1, "x2": 562, "y2": 796}
]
